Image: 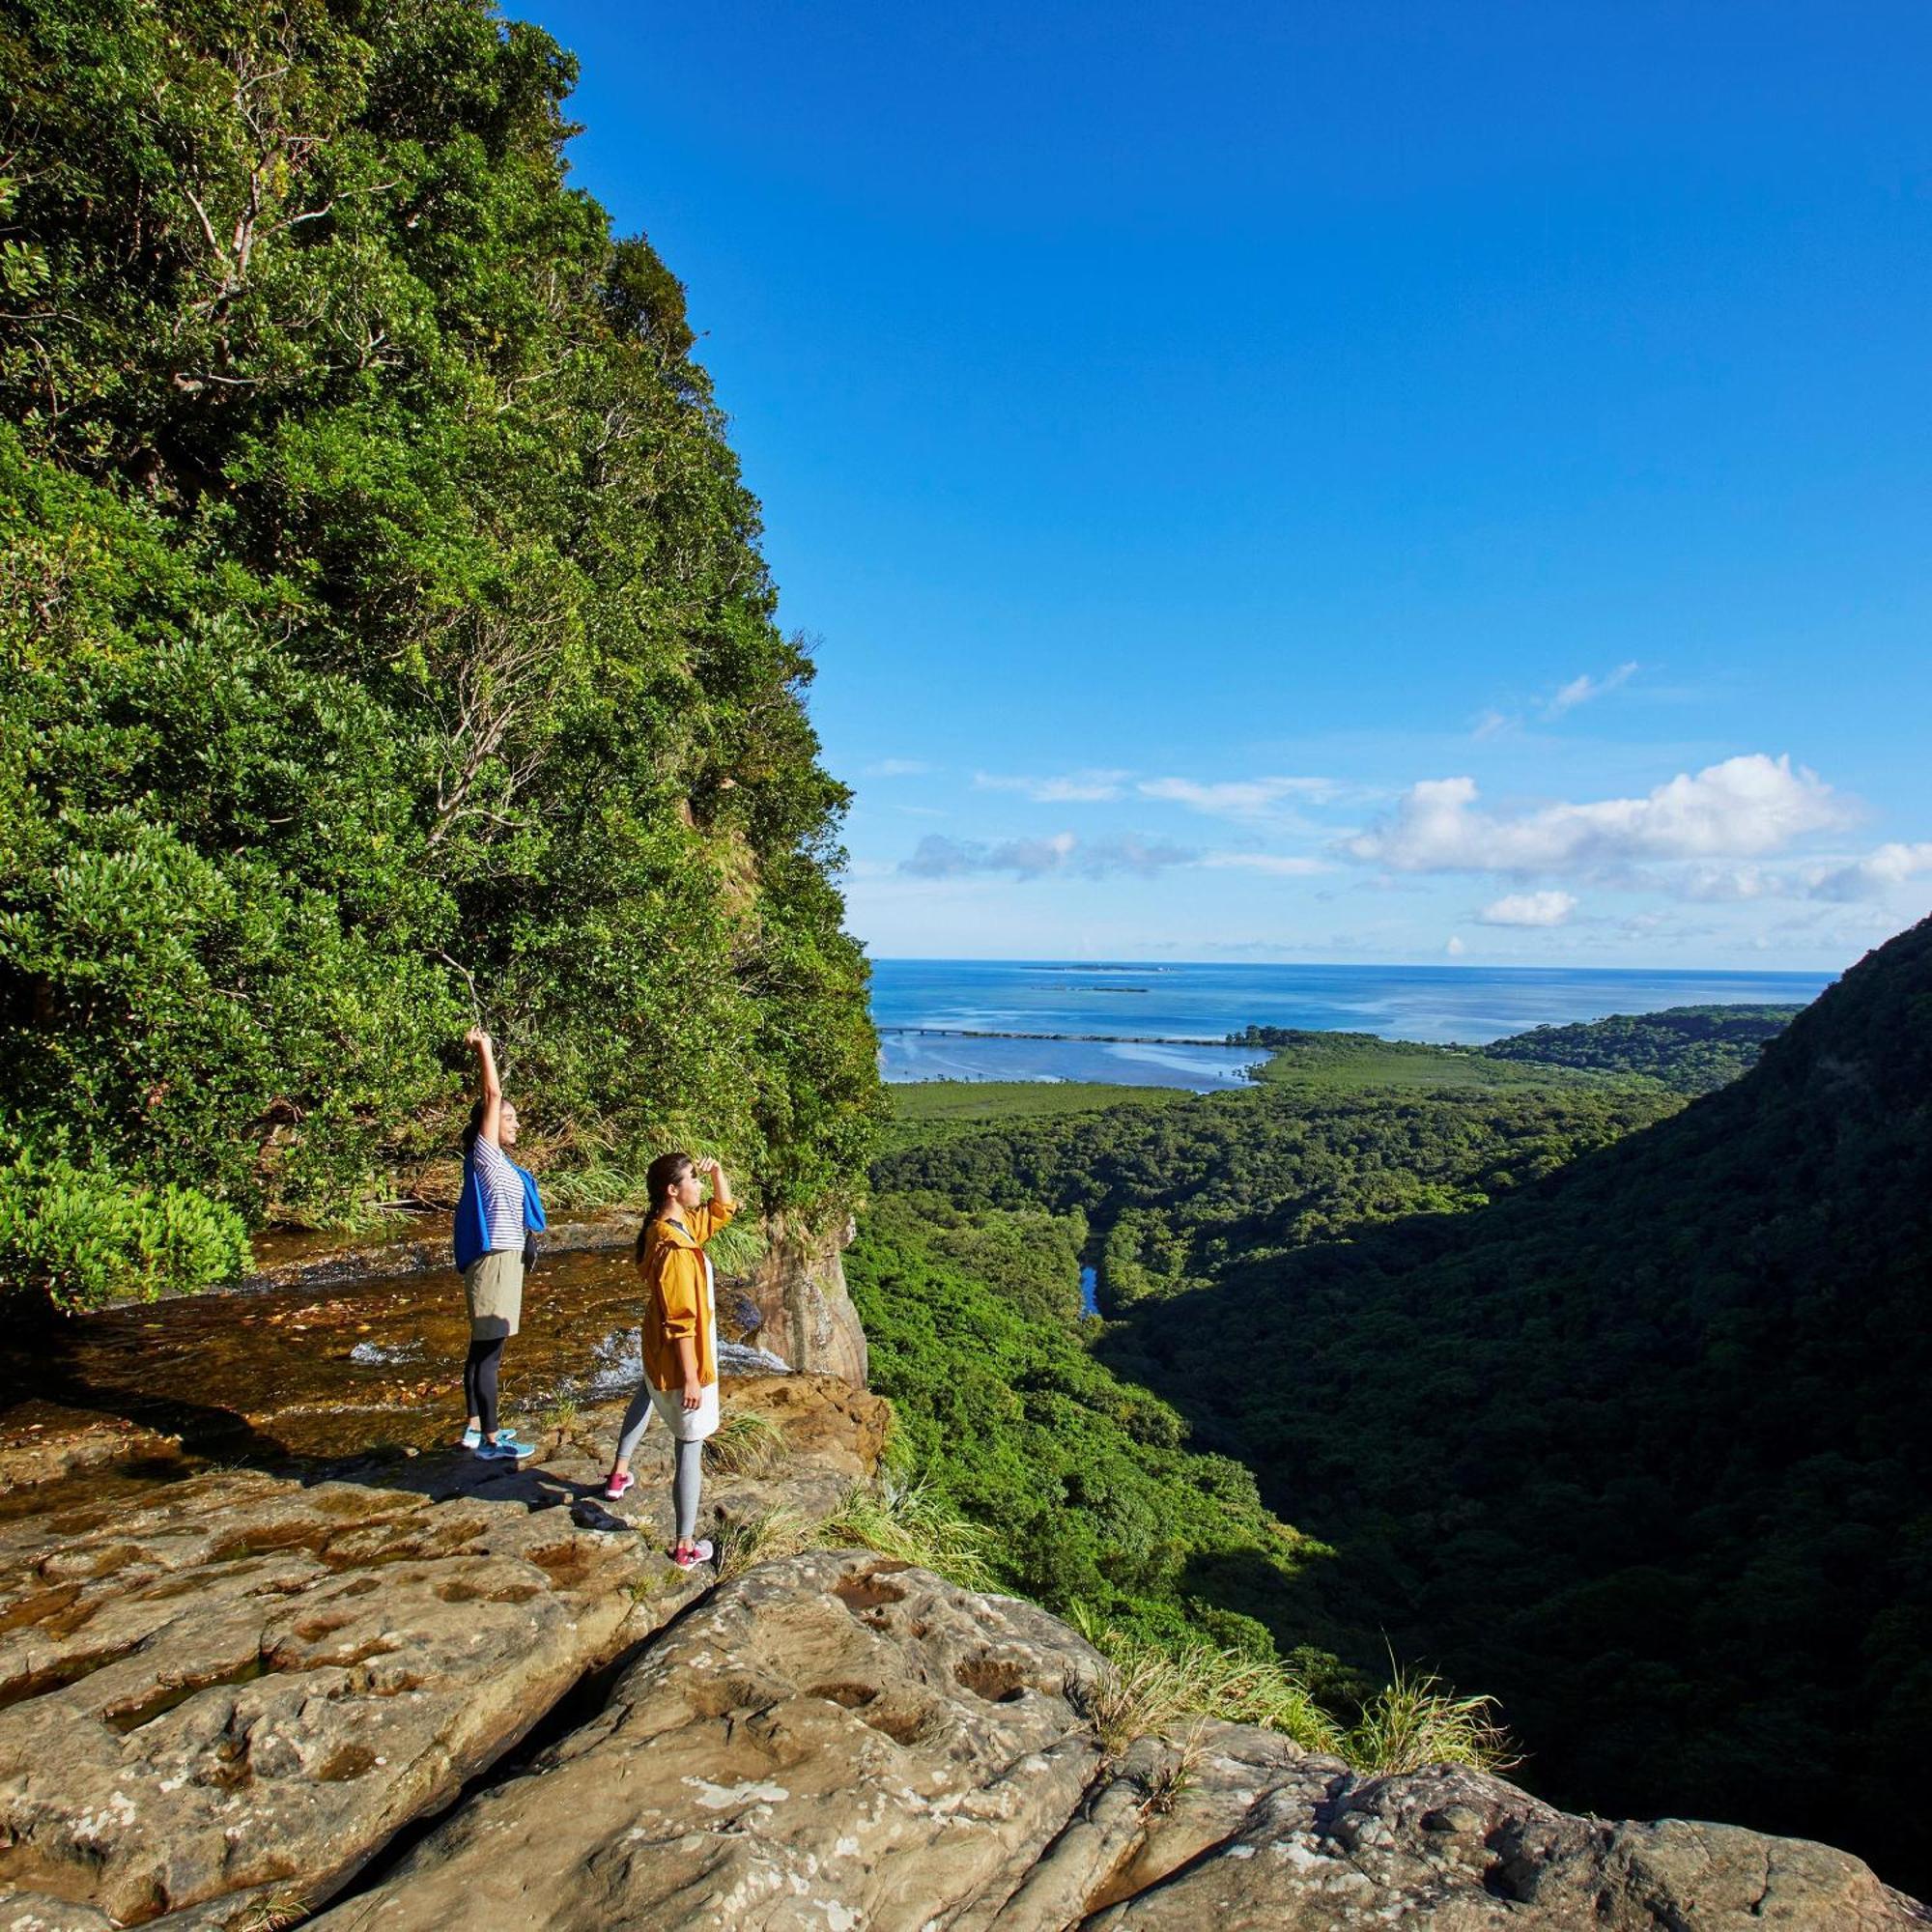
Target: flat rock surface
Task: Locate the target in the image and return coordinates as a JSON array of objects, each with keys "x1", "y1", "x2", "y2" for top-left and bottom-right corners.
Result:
[
  {"x1": 0, "y1": 1378, "x2": 883, "y2": 1929},
  {"x1": 313, "y1": 1553, "x2": 1930, "y2": 1932}
]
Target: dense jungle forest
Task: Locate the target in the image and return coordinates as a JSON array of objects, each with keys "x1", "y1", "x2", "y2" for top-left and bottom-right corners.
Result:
[
  {"x1": 0, "y1": 0, "x2": 880, "y2": 1311},
  {"x1": 863, "y1": 960, "x2": 1931, "y2": 1894}
]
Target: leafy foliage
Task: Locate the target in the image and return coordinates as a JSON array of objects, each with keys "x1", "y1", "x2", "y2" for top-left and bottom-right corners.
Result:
[
  {"x1": 0, "y1": 1144, "x2": 250, "y2": 1313},
  {"x1": 845, "y1": 1193, "x2": 1344, "y2": 1667},
  {"x1": 0, "y1": 0, "x2": 880, "y2": 1304},
  {"x1": 1475, "y1": 1005, "x2": 1802, "y2": 1094}
]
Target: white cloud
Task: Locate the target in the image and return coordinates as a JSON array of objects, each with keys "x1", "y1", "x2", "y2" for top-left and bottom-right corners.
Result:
[
  {"x1": 974, "y1": 769, "x2": 1129, "y2": 803},
  {"x1": 1544, "y1": 661, "x2": 1638, "y2": 717},
  {"x1": 1804, "y1": 840, "x2": 1932, "y2": 902},
  {"x1": 1676, "y1": 865, "x2": 1776, "y2": 902},
  {"x1": 1346, "y1": 754, "x2": 1856, "y2": 875},
  {"x1": 865, "y1": 758, "x2": 931, "y2": 778},
  {"x1": 1137, "y1": 776, "x2": 1338, "y2": 819},
  {"x1": 900, "y1": 832, "x2": 1194, "y2": 881},
  {"x1": 1445, "y1": 935, "x2": 1466, "y2": 957},
  {"x1": 1476, "y1": 890, "x2": 1577, "y2": 927},
  {"x1": 1199, "y1": 853, "x2": 1335, "y2": 876},
  {"x1": 1471, "y1": 709, "x2": 1514, "y2": 741}
]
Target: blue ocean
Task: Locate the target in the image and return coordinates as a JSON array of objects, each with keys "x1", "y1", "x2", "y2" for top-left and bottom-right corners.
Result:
[{"x1": 871, "y1": 958, "x2": 1836, "y2": 1089}]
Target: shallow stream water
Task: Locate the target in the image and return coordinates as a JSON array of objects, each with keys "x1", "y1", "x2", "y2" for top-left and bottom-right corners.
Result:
[{"x1": 0, "y1": 1236, "x2": 779, "y2": 1479}]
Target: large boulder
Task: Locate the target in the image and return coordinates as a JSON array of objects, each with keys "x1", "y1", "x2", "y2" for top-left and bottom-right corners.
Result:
[
  {"x1": 724, "y1": 1214, "x2": 868, "y2": 1387},
  {"x1": 311, "y1": 1551, "x2": 1929, "y2": 1932}
]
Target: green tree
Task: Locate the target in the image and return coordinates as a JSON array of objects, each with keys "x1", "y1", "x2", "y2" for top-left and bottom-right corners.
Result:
[{"x1": 0, "y1": 0, "x2": 880, "y2": 1306}]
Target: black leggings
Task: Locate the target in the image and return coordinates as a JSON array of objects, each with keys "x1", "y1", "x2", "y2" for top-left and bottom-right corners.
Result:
[{"x1": 464, "y1": 1337, "x2": 506, "y2": 1435}]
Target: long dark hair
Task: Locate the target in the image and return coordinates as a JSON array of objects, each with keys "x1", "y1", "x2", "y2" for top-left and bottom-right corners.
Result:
[
  {"x1": 462, "y1": 1099, "x2": 486, "y2": 1158},
  {"x1": 636, "y1": 1150, "x2": 696, "y2": 1261}
]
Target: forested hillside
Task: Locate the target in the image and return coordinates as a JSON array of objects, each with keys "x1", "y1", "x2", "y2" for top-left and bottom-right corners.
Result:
[
  {"x1": 1476, "y1": 1004, "x2": 1802, "y2": 1093},
  {"x1": 0, "y1": 0, "x2": 878, "y2": 1308},
  {"x1": 873, "y1": 952, "x2": 1931, "y2": 1890},
  {"x1": 878, "y1": 1080, "x2": 1679, "y2": 1312},
  {"x1": 1109, "y1": 924, "x2": 1932, "y2": 1890}
]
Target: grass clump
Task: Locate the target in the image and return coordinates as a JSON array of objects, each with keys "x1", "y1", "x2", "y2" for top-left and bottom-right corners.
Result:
[
  {"x1": 713, "y1": 1504, "x2": 816, "y2": 1582},
  {"x1": 703, "y1": 1212, "x2": 769, "y2": 1277},
  {"x1": 1070, "y1": 1611, "x2": 1343, "y2": 1757},
  {"x1": 1344, "y1": 1662, "x2": 1519, "y2": 1777},
  {"x1": 705, "y1": 1409, "x2": 788, "y2": 1477},
  {"x1": 1067, "y1": 1616, "x2": 1515, "y2": 1778},
  {"x1": 822, "y1": 1477, "x2": 995, "y2": 1591}
]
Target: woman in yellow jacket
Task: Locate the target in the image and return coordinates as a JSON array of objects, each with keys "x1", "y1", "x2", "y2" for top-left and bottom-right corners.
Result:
[{"x1": 603, "y1": 1151, "x2": 734, "y2": 1568}]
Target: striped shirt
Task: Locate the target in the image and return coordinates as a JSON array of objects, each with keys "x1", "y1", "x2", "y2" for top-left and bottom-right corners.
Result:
[{"x1": 469, "y1": 1135, "x2": 526, "y2": 1255}]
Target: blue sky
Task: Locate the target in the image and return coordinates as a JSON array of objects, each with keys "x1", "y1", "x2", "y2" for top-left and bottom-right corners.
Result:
[{"x1": 520, "y1": 1, "x2": 1932, "y2": 968}]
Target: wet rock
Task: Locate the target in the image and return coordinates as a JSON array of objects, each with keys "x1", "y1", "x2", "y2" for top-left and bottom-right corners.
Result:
[
  {"x1": 0, "y1": 1379, "x2": 884, "y2": 1927},
  {"x1": 312, "y1": 1553, "x2": 1929, "y2": 1932},
  {"x1": 0, "y1": 1405, "x2": 182, "y2": 1496}
]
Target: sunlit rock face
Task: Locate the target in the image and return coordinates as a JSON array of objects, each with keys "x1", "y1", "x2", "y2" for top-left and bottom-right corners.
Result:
[
  {"x1": 729, "y1": 1214, "x2": 868, "y2": 1388},
  {"x1": 309, "y1": 1550, "x2": 1930, "y2": 1932},
  {"x1": 0, "y1": 1380, "x2": 885, "y2": 1929}
]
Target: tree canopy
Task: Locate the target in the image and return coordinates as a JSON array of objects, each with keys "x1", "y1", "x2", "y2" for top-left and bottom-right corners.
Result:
[{"x1": 0, "y1": 0, "x2": 880, "y2": 1307}]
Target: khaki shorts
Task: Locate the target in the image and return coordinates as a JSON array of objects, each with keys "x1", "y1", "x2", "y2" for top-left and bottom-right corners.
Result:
[{"x1": 464, "y1": 1250, "x2": 524, "y2": 1341}]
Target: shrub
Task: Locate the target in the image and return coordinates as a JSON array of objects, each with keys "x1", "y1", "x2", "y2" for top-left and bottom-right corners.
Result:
[{"x1": 0, "y1": 1152, "x2": 250, "y2": 1312}]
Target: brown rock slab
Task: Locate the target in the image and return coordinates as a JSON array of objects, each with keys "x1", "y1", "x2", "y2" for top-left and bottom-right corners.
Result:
[
  {"x1": 311, "y1": 1554, "x2": 1929, "y2": 1932},
  {"x1": 0, "y1": 1379, "x2": 884, "y2": 1928},
  {"x1": 310, "y1": 1550, "x2": 1108, "y2": 1932},
  {"x1": 1089, "y1": 1759, "x2": 1932, "y2": 1930}
]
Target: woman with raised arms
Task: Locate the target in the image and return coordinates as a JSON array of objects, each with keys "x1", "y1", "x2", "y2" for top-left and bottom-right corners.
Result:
[{"x1": 452, "y1": 1028, "x2": 546, "y2": 1459}]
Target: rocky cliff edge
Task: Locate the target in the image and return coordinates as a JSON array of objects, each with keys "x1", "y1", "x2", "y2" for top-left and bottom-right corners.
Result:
[{"x1": 0, "y1": 1383, "x2": 1923, "y2": 1931}]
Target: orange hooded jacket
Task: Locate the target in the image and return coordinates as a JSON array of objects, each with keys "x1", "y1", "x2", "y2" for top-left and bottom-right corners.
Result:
[{"x1": 638, "y1": 1199, "x2": 735, "y2": 1391}]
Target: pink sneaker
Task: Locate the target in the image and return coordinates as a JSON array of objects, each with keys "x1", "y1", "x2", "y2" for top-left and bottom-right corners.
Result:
[
  {"x1": 602, "y1": 1471, "x2": 635, "y2": 1502},
  {"x1": 668, "y1": 1539, "x2": 714, "y2": 1571}
]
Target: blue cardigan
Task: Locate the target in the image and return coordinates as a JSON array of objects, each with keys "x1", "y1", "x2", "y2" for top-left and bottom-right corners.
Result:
[{"x1": 452, "y1": 1142, "x2": 547, "y2": 1275}]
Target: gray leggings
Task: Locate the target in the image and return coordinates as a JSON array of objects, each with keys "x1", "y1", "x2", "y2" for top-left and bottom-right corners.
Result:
[
  {"x1": 614, "y1": 1381, "x2": 655, "y2": 1465},
  {"x1": 612, "y1": 1389, "x2": 704, "y2": 1544}
]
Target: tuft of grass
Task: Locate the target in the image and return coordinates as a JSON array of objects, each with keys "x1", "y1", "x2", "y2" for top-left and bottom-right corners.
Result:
[
  {"x1": 875, "y1": 1394, "x2": 920, "y2": 1482},
  {"x1": 537, "y1": 1395, "x2": 580, "y2": 1435},
  {"x1": 1069, "y1": 1614, "x2": 1343, "y2": 1758},
  {"x1": 1344, "y1": 1662, "x2": 1519, "y2": 1777},
  {"x1": 705, "y1": 1409, "x2": 788, "y2": 1478},
  {"x1": 703, "y1": 1212, "x2": 768, "y2": 1277},
  {"x1": 713, "y1": 1504, "x2": 816, "y2": 1582},
  {"x1": 231, "y1": 1891, "x2": 309, "y2": 1932},
  {"x1": 1137, "y1": 1721, "x2": 1209, "y2": 1816},
  {"x1": 822, "y1": 1477, "x2": 994, "y2": 1591}
]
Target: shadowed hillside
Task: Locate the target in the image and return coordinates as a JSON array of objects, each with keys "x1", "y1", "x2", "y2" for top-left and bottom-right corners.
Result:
[{"x1": 1103, "y1": 915, "x2": 1932, "y2": 1891}]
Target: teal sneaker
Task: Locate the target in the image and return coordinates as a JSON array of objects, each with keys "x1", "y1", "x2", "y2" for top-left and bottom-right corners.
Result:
[{"x1": 460, "y1": 1425, "x2": 525, "y2": 1450}]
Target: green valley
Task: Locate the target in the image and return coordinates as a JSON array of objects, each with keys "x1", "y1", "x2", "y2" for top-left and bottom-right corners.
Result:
[{"x1": 862, "y1": 956, "x2": 1930, "y2": 1892}]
